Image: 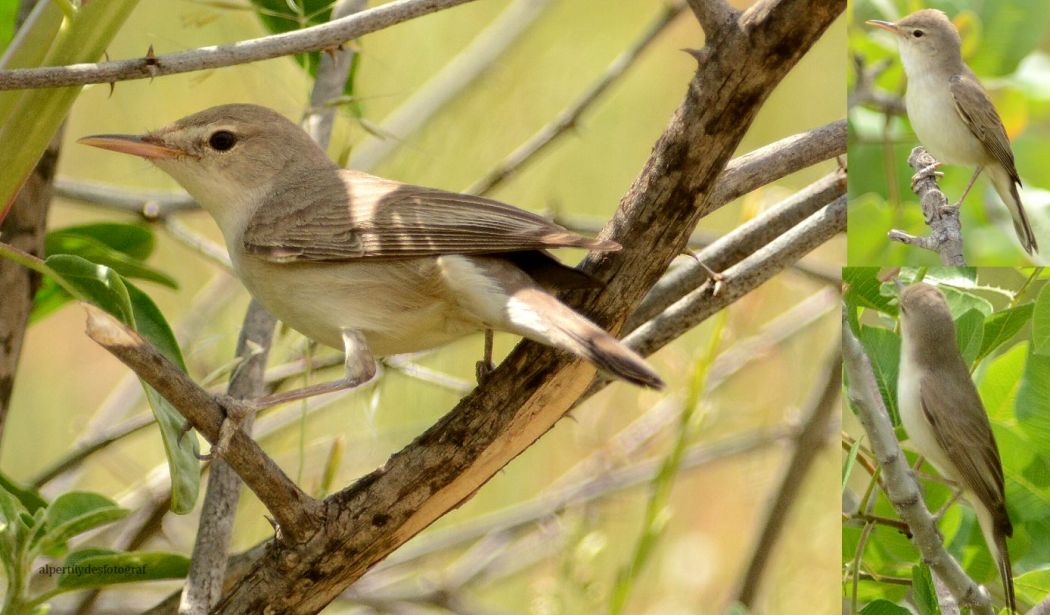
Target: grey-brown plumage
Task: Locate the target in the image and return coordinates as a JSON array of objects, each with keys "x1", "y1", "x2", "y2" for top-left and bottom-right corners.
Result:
[
  {"x1": 867, "y1": 9, "x2": 1038, "y2": 254},
  {"x1": 79, "y1": 104, "x2": 663, "y2": 395},
  {"x1": 897, "y1": 282, "x2": 1014, "y2": 612}
]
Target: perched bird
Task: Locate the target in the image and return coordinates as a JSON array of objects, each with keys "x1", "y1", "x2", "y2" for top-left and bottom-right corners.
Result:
[
  {"x1": 867, "y1": 9, "x2": 1038, "y2": 255},
  {"x1": 80, "y1": 104, "x2": 663, "y2": 405},
  {"x1": 897, "y1": 282, "x2": 1014, "y2": 612}
]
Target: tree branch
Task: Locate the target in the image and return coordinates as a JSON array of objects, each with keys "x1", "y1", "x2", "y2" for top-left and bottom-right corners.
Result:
[
  {"x1": 82, "y1": 305, "x2": 322, "y2": 542},
  {"x1": 686, "y1": 0, "x2": 739, "y2": 38},
  {"x1": 628, "y1": 168, "x2": 845, "y2": 329},
  {"x1": 734, "y1": 345, "x2": 841, "y2": 607},
  {"x1": 623, "y1": 196, "x2": 844, "y2": 361},
  {"x1": 0, "y1": 0, "x2": 482, "y2": 90},
  {"x1": 842, "y1": 318, "x2": 993, "y2": 615},
  {"x1": 887, "y1": 146, "x2": 965, "y2": 266}
]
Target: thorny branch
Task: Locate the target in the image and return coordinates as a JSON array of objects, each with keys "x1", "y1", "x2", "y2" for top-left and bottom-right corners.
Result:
[{"x1": 0, "y1": 0, "x2": 483, "y2": 90}]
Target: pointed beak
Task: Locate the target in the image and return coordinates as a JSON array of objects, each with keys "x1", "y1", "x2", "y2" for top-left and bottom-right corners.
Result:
[
  {"x1": 77, "y1": 134, "x2": 184, "y2": 159},
  {"x1": 865, "y1": 19, "x2": 899, "y2": 35}
]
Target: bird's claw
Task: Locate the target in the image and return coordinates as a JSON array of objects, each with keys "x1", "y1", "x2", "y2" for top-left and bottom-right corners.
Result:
[
  {"x1": 910, "y1": 162, "x2": 943, "y2": 191},
  {"x1": 199, "y1": 396, "x2": 256, "y2": 460},
  {"x1": 475, "y1": 359, "x2": 495, "y2": 384}
]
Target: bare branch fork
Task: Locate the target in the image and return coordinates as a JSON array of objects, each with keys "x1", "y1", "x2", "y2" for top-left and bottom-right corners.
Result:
[
  {"x1": 842, "y1": 319, "x2": 993, "y2": 614},
  {"x1": 888, "y1": 146, "x2": 966, "y2": 266}
]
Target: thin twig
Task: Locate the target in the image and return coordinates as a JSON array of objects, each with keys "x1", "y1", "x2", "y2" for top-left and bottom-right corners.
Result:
[
  {"x1": 622, "y1": 196, "x2": 845, "y2": 362},
  {"x1": 734, "y1": 346, "x2": 841, "y2": 607},
  {"x1": 465, "y1": 2, "x2": 686, "y2": 196},
  {"x1": 349, "y1": 0, "x2": 553, "y2": 172},
  {"x1": 0, "y1": 0, "x2": 483, "y2": 90},
  {"x1": 628, "y1": 169, "x2": 845, "y2": 329}
]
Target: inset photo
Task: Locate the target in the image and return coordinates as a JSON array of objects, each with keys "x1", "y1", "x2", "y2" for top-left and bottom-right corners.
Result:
[
  {"x1": 843, "y1": 267, "x2": 1050, "y2": 613},
  {"x1": 848, "y1": 1, "x2": 1050, "y2": 266}
]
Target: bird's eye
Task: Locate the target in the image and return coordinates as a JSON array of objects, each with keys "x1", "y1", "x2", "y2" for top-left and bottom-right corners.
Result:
[
  {"x1": 912, "y1": 29, "x2": 924, "y2": 38},
  {"x1": 208, "y1": 130, "x2": 237, "y2": 151}
]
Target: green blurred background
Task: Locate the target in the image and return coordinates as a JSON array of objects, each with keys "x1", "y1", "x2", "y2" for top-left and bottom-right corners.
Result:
[
  {"x1": 2, "y1": 0, "x2": 844, "y2": 612},
  {"x1": 848, "y1": 0, "x2": 1050, "y2": 266}
]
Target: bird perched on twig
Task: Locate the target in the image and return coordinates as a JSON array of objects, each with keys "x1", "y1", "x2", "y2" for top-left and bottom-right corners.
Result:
[{"x1": 80, "y1": 104, "x2": 663, "y2": 407}]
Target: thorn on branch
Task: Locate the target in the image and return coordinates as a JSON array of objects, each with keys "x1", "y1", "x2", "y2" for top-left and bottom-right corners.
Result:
[
  {"x1": 683, "y1": 47, "x2": 707, "y2": 65},
  {"x1": 144, "y1": 44, "x2": 159, "y2": 80}
]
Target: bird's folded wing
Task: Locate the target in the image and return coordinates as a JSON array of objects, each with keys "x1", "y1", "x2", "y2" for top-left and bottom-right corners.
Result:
[
  {"x1": 949, "y1": 73, "x2": 1021, "y2": 184},
  {"x1": 242, "y1": 170, "x2": 620, "y2": 262},
  {"x1": 919, "y1": 372, "x2": 1008, "y2": 516}
]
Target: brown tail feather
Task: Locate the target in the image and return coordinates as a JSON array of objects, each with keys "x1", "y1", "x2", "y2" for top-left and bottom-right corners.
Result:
[{"x1": 506, "y1": 289, "x2": 663, "y2": 389}]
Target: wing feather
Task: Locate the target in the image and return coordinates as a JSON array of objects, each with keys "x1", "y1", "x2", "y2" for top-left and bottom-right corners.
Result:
[
  {"x1": 243, "y1": 170, "x2": 619, "y2": 262},
  {"x1": 949, "y1": 72, "x2": 1021, "y2": 184},
  {"x1": 919, "y1": 370, "x2": 1009, "y2": 529}
]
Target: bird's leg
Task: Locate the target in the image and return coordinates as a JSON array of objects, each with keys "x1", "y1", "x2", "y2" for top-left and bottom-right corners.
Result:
[
  {"x1": 956, "y1": 164, "x2": 984, "y2": 206},
  {"x1": 252, "y1": 329, "x2": 376, "y2": 410},
  {"x1": 198, "y1": 331, "x2": 376, "y2": 459},
  {"x1": 475, "y1": 328, "x2": 495, "y2": 383}
]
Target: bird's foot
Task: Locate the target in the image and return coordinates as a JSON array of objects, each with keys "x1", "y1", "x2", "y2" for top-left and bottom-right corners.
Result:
[
  {"x1": 196, "y1": 396, "x2": 257, "y2": 461},
  {"x1": 910, "y1": 162, "x2": 943, "y2": 191},
  {"x1": 475, "y1": 359, "x2": 496, "y2": 384}
]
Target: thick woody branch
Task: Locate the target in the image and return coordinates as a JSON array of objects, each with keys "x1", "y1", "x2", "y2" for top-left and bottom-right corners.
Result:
[
  {"x1": 687, "y1": 0, "x2": 739, "y2": 38},
  {"x1": 842, "y1": 320, "x2": 993, "y2": 615},
  {"x1": 887, "y1": 147, "x2": 965, "y2": 266},
  {"x1": 209, "y1": 1, "x2": 842, "y2": 609},
  {"x1": 0, "y1": 0, "x2": 481, "y2": 90},
  {"x1": 81, "y1": 305, "x2": 321, "y2": 542}
]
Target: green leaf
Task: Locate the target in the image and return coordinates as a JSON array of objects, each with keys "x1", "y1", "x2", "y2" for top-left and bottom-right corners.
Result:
[
  {"x1": 47, "y1": 223, "x2": 155, "y2": 260},
  {"x1": 844, "y1": 267, "x2": 897, "y2": 317},
  {"x1": 954, "y1": 308, "x2": 984, "y2": 368},
  {"x1": 1016, "y1": 346, "x2": 1050, "y2": 454},
  {"x1": 979, "y1": 303, "x2": 1033, "y2": 364},
  {"x1": 43, "y1": 254, "x2": 133, "y2": 324},
  {"x1": 858, "y1": 325, "x2": 901, "y2": 425},
  {"x1": 1032, "y1": 282, "x2": 1050, "y2": 356},
  {"x1": 55, "y1": 550, "x2": 190, "y2": 590},
  {"x1": 0, "y1": 0, "x2": 139, "y2": 211},
  {"x1": 0, "y1": 471, "x2": 47, "y2": 514},
  {"x1": 46, "y1": 230, "x2": 176, "y2": 288},
  {"x1": 37, "y1": 493, "x2": 127, "y2": 555},
  {"x1": 859, "y1": 599, "x2": 912, "y2": 615},
  {"x1": 941, "y1": 286, "x2": 995, "y2": 318},
  {"x1": 0, "y1": 0, "x2": 16, "y2": 54},
  {"x1": 911, "y1": 564, "x2": 939, "y2": 615},
  {"x1": 29, "y1": 279, "x2": 72, "y2": 322},
  {"x1": 843, "y1": 437, "x2": 862, "y2": 493},
  {"x1": 31, "y1": 256, "x2": 199, "y2": 514},
  {"x1": 126, "y1": 284, "x2": 200, "y2": 514}
]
